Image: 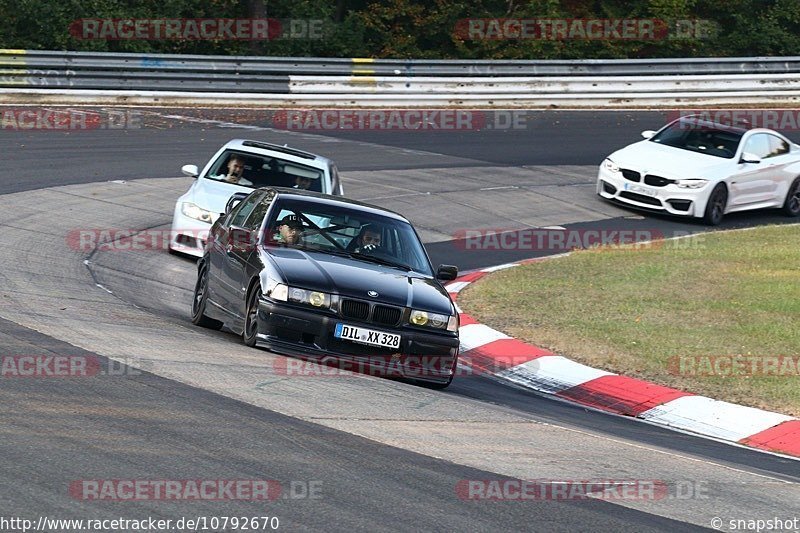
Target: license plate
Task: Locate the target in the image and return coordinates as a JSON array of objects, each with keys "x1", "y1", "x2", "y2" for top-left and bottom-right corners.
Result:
[
  {"x1": 335, "y1": 323, "x2": 401, "y2": 349},
  {"x1": 624, "y1": 183, "x2": 657, "y2": 197}
]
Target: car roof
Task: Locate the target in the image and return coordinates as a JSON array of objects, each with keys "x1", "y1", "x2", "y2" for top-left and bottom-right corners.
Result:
[
  {"x1": 257, "y1": 187, "x2": 410, "y2": 222},
  {"x1": 673, "y1": 115, "x2": 751, "y2": 134},
  {"x1": 222, "y1": 139, "x2": 333, "y2": 168},
  {"x1": 671, "y1": 116, "x2": 796, "y2": 142}
]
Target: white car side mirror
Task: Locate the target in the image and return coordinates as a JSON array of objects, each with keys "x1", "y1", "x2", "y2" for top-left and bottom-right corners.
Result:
[
  {"x1": 181, "y1": 164, "x2": 199, "y2": 178},
  {"x1": 641, "y1": 130, "x2": 656, "y2": 139},
  {"x1": 740, "y1": 152, "x2": 762, "y2": 164}
]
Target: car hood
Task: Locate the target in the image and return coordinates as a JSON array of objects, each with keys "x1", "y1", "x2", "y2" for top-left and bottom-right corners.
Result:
[
  {"x1": 608, "y1": 140, "x2": 732, "y2": 179},
  {"x1": 264, "y1": 248, "x2": 453, "y2": 315},
  {"x1": 188, "y1": 177, "x2": 253, "y2": 218}
]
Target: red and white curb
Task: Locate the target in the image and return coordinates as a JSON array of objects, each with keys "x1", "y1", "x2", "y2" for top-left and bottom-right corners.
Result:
[{"x1": 447, "y1": 259, "x2": 800, "y2": 459}]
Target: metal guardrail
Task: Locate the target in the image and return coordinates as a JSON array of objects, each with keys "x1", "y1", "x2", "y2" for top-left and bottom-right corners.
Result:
[
  {"x1": 2, "y1": 49, "x2": 800, "y2": 106},
  {"x1": 289, "y1": 74, "x2": 800, "y2": 95}
]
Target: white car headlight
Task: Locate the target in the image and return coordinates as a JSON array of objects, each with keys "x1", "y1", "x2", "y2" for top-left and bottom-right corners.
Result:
[
  {"x1": 675, "y1": 179, "x2": 709, "y2": 189},
  {"x1": 181, "y1": 202, "x2": 215, "y2": 223},
  {"x1": 603, "y1": 158, "x2": 620, "y2": 173}
]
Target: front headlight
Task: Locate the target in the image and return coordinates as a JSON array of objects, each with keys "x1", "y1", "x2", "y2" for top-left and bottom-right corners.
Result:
[
  {"x1": 675, "y1": 179, "x2": 709, "y2": 189},
  {"x1": 181, "y1": 202, "x2": 215, "y2": 223},
  {"x1": 603, "y1": 158, "x2": 620, "y2": 173},
  {"x1": 410, "y1": 309, "x2": 453, "y2": 331},
  {"x1": 288, "y1": 287, "x2": 331, "y2": 308}
]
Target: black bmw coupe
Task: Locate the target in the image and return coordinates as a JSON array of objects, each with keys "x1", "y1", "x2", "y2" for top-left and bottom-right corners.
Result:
[{"x1": 191, "y1": 188, "x2": 461, "y2": 387}]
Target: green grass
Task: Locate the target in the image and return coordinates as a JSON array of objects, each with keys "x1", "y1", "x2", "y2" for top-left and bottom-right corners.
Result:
[{"x1": 458, "y1": 225, "x2": 800, "y2": 416}]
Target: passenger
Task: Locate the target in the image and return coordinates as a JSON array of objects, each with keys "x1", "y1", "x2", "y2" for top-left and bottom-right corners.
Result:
[
  {"x1": 348, "y1": 225, "x2": 382, "y2": 254},
  {"x1": 293, "y1": 175, "x2": 313, "y2": 190}
]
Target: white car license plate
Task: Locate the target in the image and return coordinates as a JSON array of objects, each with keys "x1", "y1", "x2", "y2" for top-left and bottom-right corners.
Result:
[
  {"x1": 624, "y1": 183, "x2": 658, "y2": 197},
  {"x1": 335, "y1": 323, "x2": 401, "y2": 349}
]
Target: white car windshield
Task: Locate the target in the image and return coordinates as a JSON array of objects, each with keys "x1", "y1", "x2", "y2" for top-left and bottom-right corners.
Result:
[
  {"x1": 650, "y1": 118, "x2": 745, "y2": 159},
  {"x1": 207, "y1": 149, "x2": 324, "y2": 191}
]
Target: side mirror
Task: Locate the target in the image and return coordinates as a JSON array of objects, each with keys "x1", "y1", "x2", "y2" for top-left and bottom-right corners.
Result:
[
  {"x1": 181, "y1": 164, "x2": 199, "y2": 178},
  {"x1": 641, "y1": 130, "x2": 656, "y2": 139},
  {"x1": 436, "y1": 264, "x2": 458, "y2": 281},
  {"x1": 225, "y1": 192, "x2": 250, "y2": 215},
  {"x1": 740, "y1": 152, "x2": 762, "y2": 164}
]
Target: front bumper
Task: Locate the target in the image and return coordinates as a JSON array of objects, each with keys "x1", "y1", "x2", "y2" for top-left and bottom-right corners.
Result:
[
  {"x1": 596, "y1": 166, "x2": 712, "y2": 218},
  {"x1": 255, "y1": 298, "x2": 460, "y2": 384},
  {"x1": 169, "y1": 207, "x2": 213, "y2": 257}
]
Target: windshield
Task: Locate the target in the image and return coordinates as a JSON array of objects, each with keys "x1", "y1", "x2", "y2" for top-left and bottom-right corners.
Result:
[
  {"x1": 649, "y1": 118, "x2": 745, "y2": 159},
  {"x1": 264, "y1": 198, "x2": 433, "y2": 276},
  {"x1": 205, "y1": 149, "x2": 324, "y2": 191}
]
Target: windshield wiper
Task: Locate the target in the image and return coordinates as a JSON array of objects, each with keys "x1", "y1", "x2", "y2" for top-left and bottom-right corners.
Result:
[
  {"x1": 350, "y1": 252, "x2": 413, "y2": 272},
  {"x1": 303, "y1": 247, "x2": 414, "y2": 272}
]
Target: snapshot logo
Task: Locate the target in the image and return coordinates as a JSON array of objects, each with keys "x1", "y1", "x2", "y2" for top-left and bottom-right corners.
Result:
[
  {"x1": 270, "y1": 110, "x2": 530, "y2": 132},
  {"x1": 0, "y1": 355, "x2": 140, "y2": 378},
  {"x1": 453, "y1": 228, "x2": 664, "y2": 252},
  {"x1": 455, "y1": 479, "x2": 710, "y2": 501},
  {"x1": 669, "y1": 109, "x2": 800, "y2": 131},
  {"x1": 68, "y1": 18, "x2": 326, "y2": 40},
  {"x1": 723, "y1": 518, "x2": 800, "y2": 532},
  {"x1": 0, "y1": 109, "x2": 141, "y2": 131},
  {"x1": 669, "y1": 355, "x2": 800, "y2": 377},
  {"x1": 455, "y1": 18, "x2": 716, "y2": 41}
]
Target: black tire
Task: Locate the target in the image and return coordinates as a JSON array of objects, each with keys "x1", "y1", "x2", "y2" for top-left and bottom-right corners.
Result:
[
  {"x1": 191, "y1": 265, "x2": 223, "y2": 330},
  {"x1": 782, "y1": 178, "x2": 800, "y2": 217},
  {"x1": 703, "y1": 184, "x2": 728, "y2": 226},
  {"x1": 243, "y1": 284, "x2": 262, "y2": 347}
]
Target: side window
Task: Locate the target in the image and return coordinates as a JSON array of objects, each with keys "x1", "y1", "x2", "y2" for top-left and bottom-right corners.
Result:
[
  {"x1": 768, "y1": 135, "x2": 790, "y2": 157},
  {"x1": 243, "y1": 196, "x2": 274, "y2": 231},
  {"x1": 229, "y1": 194, "x2": 261, "y2": 227},
  {"x1": 743, "y1": 134, "x2": 772, "y2": 159}
]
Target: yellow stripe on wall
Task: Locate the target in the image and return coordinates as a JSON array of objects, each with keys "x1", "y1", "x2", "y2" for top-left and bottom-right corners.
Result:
[{"x1": 0, "y1": 50, "x2": 27, "y2": 66}]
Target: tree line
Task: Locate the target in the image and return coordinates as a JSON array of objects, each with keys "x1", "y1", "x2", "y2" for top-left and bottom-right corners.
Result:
[{"x1": 2, "y1": 0, "x2": 798, "y2": 58}]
